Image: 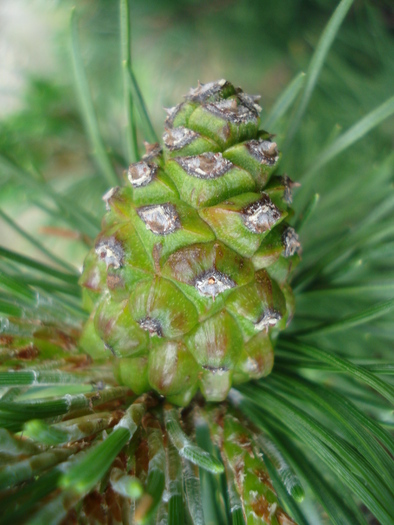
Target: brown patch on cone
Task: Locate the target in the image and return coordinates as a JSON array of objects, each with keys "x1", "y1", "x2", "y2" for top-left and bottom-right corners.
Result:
[{"x1": 164, "y1": 244, "x2": 205, "y2": 284}]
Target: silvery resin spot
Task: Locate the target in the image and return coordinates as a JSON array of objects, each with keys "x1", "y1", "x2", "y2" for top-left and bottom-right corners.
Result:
[
  {"x1": 194, "y1": 269, "x2": 236, "y2": 299},
  {"x1": 246, "y1": 139, "x2": 279, "y2": 165},
  {"x1": 175, "y1": 152, "x2": 233, "y2": 179},
  {"x1": 138, "y1": 317, "x2": 163, "y2": 337},
  {"x1": 128, "y1": 161, "x2": 157, "y2": 188},
  {"x1": 102, "y1": 187, "x2": 119, "y2": 211},
  {"x1": 137, "y1": 203, "x2": 181, "y2": 235},
  {"x1": 282, "y1": 227, "x2": 301, "y2": 257},
  {"x1": 237, "y1": 92, "x2": 262, "y2": 116},
  {"x1": 255, "y1": 309, "x2": 282, "y2": 331},
  {"x1": 205, "y1": 98, "x2": 257, "y2": 124},
  {"x1": 186, "y1": 79, "x2": 228, "y2": 102},
  {"x1": 242, "y1": 194, "x2": 281, "y2": 233},
  {"x1": 95, "y1": 237, "x2": 124, "y2": 269},
  {"x1": 163, "y1": 126, "x2": 200, "y2": 151}
]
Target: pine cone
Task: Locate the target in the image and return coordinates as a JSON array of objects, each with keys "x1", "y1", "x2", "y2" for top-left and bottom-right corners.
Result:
[{"x1": 80, "y1": 80, "x2": 301, "y2": 405}]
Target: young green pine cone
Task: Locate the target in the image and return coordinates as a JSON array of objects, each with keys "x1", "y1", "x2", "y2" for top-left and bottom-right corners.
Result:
[{"x1": 79, "y1": 80, "x2": 301, "y2": 406}]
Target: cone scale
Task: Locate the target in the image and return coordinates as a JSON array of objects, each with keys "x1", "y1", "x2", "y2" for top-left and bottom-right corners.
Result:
[{"x1": 80, "y1": 80, "x2": 301, "y2": 406}]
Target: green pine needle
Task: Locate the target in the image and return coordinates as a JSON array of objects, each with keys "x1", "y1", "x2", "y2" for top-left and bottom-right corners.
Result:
[
  {"x1": 284, "y1": 0, "x2": 355, "y2": 148},
  {"x1": 70, "y1": 8, "x2": 118, "y2": 187}
]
